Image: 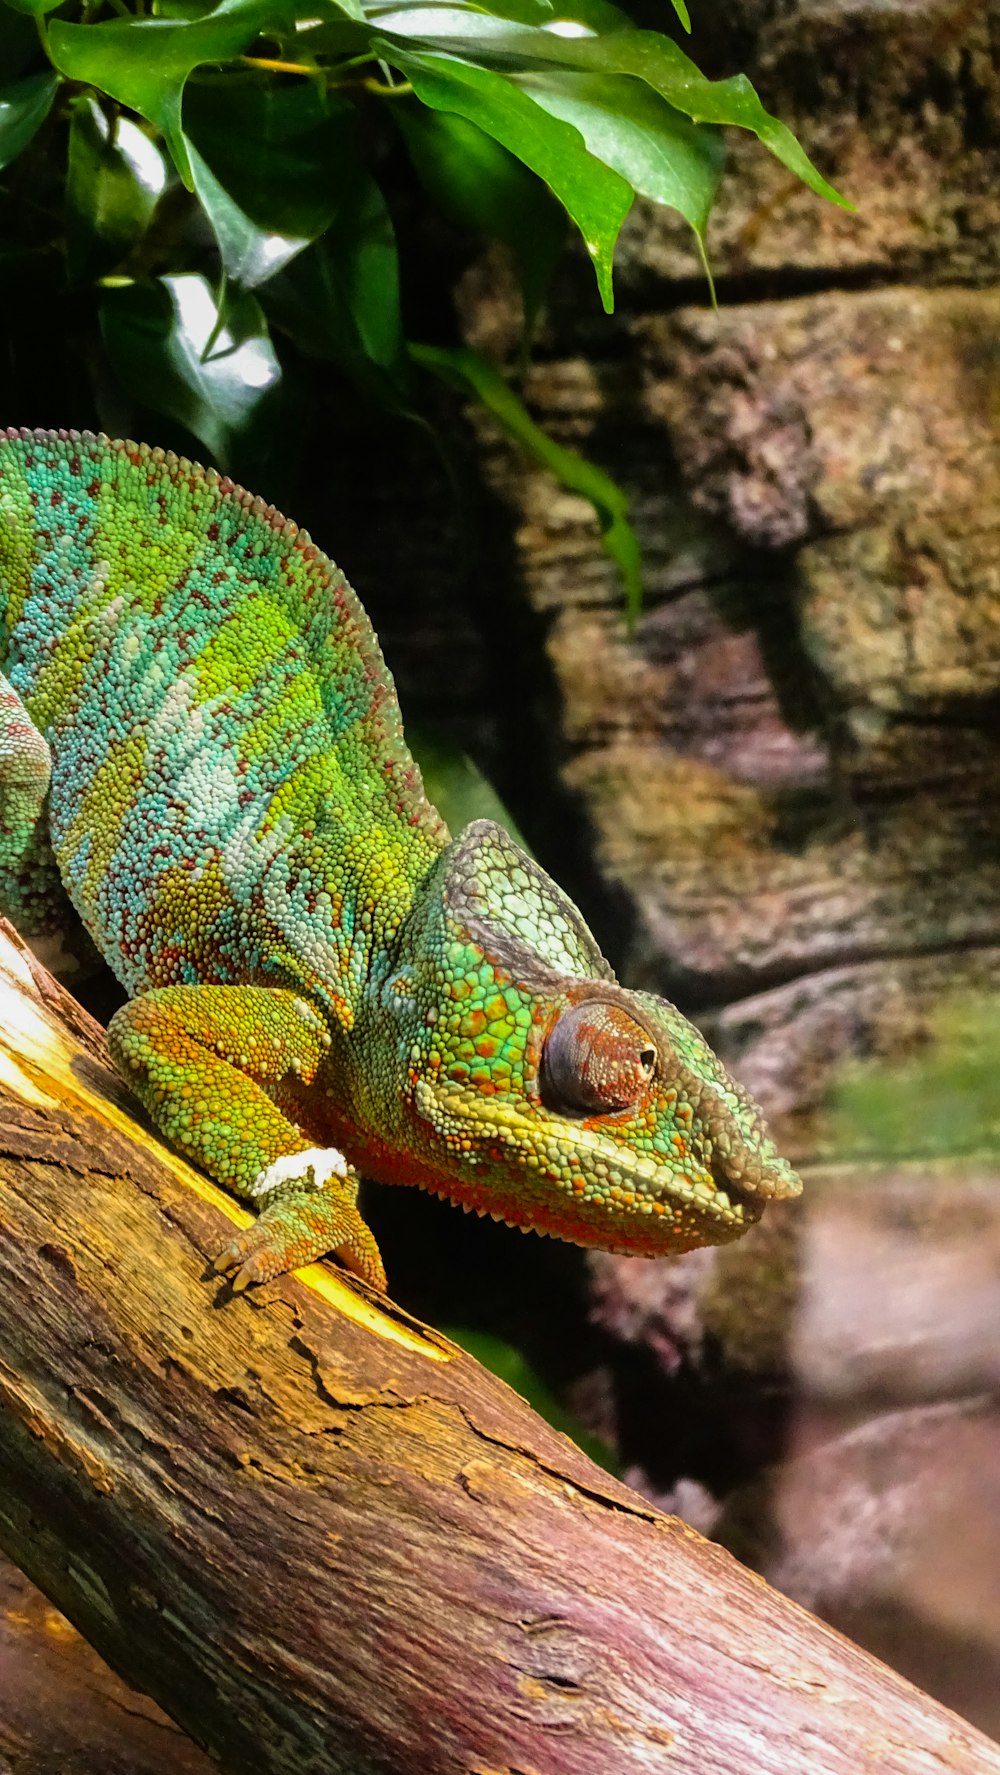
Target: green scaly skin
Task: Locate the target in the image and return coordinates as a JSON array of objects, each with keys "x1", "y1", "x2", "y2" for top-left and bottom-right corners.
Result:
[{"x1": 0, "y1": 428, "x2": 801, "y2": 1292}]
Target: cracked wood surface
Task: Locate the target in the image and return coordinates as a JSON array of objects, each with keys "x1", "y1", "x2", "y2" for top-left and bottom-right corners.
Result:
[
  {"x1": 0, "y1": 1555, "x2": 214, "y2": 1775},
  {"x1": 0, "y1": 917, "x2": 997, "y2": 1775}
]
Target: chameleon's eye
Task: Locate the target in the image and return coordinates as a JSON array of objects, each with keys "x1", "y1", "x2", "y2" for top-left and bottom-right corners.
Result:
[{"x1": 542, "y1": 1001, "x2": 657, "y2": 1115}]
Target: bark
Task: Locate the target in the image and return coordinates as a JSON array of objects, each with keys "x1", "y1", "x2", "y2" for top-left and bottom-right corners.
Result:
[
  {"x1": 0, "y1": 1554, "x2": 213, "y2": 1775},
  {"x1": 0, "y1": 918, "x2": 995, "y2": 1775}
]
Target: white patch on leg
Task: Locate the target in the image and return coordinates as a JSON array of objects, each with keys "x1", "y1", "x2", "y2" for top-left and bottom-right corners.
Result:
[{"x1": 251, "y1": 1146, "x2": 348, "y2": 1200}]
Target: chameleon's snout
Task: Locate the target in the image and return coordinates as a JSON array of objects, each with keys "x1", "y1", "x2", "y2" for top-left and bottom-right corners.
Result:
[{"x1": 703, "y1": 1079, "x2": 806, "y2": 1207}]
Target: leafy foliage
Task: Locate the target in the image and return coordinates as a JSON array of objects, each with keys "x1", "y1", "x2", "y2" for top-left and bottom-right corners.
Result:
[{"x1": 0, "y1": 0, "x2": 846, "y2": 601}]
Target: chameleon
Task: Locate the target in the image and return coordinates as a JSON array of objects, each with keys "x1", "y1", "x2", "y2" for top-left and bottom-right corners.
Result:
[{"x1": 0, "y1": 426, "x2": 801, "y2": 1294}]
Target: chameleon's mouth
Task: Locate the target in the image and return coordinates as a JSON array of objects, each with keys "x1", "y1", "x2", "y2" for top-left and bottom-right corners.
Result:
[{"x1": 412, "y1": 1077, "x2": 787, "y2": 1248}]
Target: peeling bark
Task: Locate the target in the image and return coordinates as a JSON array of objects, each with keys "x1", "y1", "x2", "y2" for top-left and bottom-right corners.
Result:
[{"x1": 0, "y1": 919, "x2": 997, "y2": 1774}]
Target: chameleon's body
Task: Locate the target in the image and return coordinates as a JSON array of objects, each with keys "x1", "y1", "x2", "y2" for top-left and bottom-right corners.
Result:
[{"x1": 0, "y1": 427, "x2": 800, "y2": 1290}]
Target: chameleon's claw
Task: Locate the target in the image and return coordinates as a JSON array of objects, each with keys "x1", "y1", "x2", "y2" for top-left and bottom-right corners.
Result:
[
  {"x1": 212, "y1": 1172, "x2": 387, "y2": 1294},
  {"x1": 211, "y1": 1234, "x2": 279, "y2": 1293},
  {"x1": 212, "y1": 1240, "x2": 243, "y2": 1276}
]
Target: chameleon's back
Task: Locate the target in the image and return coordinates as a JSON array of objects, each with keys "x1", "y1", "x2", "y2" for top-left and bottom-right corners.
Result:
[{"x1": 0, "y1": 427, "x2": 444, "y2": 1002}]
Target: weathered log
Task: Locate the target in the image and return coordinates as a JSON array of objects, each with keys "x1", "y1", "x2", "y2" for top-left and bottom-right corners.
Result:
[
  {"x1": 0, "y1": 1552, "x2": 214, "y2": 1775},
  {"x1": 0, "y1": 916, "x2": 996, "y2": 1775}
]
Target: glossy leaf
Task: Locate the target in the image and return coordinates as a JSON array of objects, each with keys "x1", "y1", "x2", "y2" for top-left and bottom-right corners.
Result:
[
  {"x1": 100, "y1": 273, "x2": 281, "y2": 460},
  {"x1": 373, "y1": 4, "x2": 550, "y2": 42},
  {"x1": 367, "y1": 0, "x2": 556, "y2": 22},
  {"x1": 412, "y1": 341, "x2": 641, "y2": 618},
  {"x1": 379, "y1": 46, "x2": 632, "y2": 311},
  {"x1": 262, "y1": 171, "x2": 408, "y2": 403},
  {"x1": 184, "y1": 82, "x2": 352, "y2": 245},
  {"x1": 0, "y1": 69, "x2": 58, "y2": 172},
  {"x1": 372, "y1": 10, "x2": 847, "y2": 207},
  {"x1": 67, "y1": 95, "x2": 167, "y2": 281},
  {"x1": 521, "y1": 69, "x2": 723, "y2": 239},
  {"x1": 0, "y1": 6, "x2": 42, "y2": 84},
  {"x1": 394, "y1": 100, "x2": 565, "y2": 331},
  {"x1": 49, "y1": 0, "x2": 297, "y2": 188},
  {"x1": 3, "y1": 0, "x2": 65, "y2": 16},
  {"x1": 549, "y1": 28, "x2": 848, "y2": 206},
  {"x1": 184, "y1": 84, "x2": 356, "y2": 288}
]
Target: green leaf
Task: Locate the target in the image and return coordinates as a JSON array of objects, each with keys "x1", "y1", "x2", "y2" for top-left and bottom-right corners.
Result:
[
  {"x1": 0, "y1": 6, "x2": 41, "y2": 83},
  {"x1": 100, "y1": 273, "x2": 281, "y2": 461},
  {"x1": 549, "y1": 28, "x2": 848, "y2": 207},
  {"x1": 367, "y1": 0, "x2": 555, "y2": 22},
  {"x1": 521, "y1": 70, "x2": 723, "y2": 240},
  {"x1": 262, "y1": 171, "x2": 408, "y2": 404},
  {"x1": 0, "y1": 69, "x2": 58, "y2": 172},
  {"x1": 49, "y1": 0, "x2": 297, "y2": 189},
  {"x1": 544, "y1": 0, "x2": 630, "y2": 28},
  {"x1": 371, "y1": 2, "x2": 544, "y2": 40},
  {"x1": 412, "y1": 341, "x2": 641, "y2": 619},
  {"x1": 372, "y1": 11, "x2": 848, "y2": 207},
  {"x1": 66, "y1": 95, "x2": 167, "y2": 281},
  {"x1": 377, "y1": 45, "x2": 632, "y2": 311},
  {"x1": 408, "y1": 727, "x2": 530, "y2": 851},
  {"x1": 183, "y1": 83, "x2": 355, "y2": 288},
  {"x1": 3, "y1": 0, "x2": 65, "y2": 16},
  {"x1": 394, "y1": 99, "x2": 565, "y2": 332}
]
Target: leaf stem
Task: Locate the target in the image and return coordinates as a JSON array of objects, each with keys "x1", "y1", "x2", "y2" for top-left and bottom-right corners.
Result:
[{"x1": 239, "y1": 54, "x2": 316, "y2": 77}]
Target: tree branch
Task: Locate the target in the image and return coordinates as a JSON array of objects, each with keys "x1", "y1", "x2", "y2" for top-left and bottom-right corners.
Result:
[{"x1": 0, "y1": 917, "x2": 995, "y2": 1775}]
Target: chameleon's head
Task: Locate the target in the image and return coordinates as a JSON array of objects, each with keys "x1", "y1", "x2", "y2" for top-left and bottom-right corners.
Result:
[{"x1": 376, "y1": 821, "x2": 801, "y2": 1256}]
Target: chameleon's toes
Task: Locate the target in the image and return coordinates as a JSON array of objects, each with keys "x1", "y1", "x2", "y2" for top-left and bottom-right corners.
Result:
[
  {"x1": 213, "y1": 1174, "x2": 387, "y2": 1294},
  {"x1": 212, "y1": 1230, "x2": 285, "y2": 1293}
]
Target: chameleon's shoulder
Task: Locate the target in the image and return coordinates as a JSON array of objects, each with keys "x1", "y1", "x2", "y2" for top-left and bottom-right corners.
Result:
[{"x1": 0, "y1": 426, "x2": 443, "y2": 835}]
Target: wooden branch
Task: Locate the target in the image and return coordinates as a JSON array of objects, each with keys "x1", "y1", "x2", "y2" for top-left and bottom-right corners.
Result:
[
  {"x1": 0, "y1": 1552, "x2": 214, "y2": 1775},
  {"x1": 0, "y1": 917, "x2": 996, "y2": 1775}
]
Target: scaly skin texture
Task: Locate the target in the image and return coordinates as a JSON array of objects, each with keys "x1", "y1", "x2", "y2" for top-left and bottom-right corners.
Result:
[{"x1": 0, "y1": 427, "x2": 801, "y2": 1291}]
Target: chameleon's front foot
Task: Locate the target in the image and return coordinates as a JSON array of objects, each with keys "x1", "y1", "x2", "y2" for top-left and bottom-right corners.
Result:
[{"x1": 213, "y1": 1150, "x2": 387, "y2": 1294}]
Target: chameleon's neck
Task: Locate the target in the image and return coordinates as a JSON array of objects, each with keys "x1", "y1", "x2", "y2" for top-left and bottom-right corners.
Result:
[{"x1": 265, "y1": 792, "x2": 448, "y2": 1029}]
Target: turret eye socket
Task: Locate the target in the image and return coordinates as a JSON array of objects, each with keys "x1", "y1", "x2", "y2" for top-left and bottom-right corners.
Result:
[{"x1": 542, "y1": 1002, "x2": 658, "y2": 1116}]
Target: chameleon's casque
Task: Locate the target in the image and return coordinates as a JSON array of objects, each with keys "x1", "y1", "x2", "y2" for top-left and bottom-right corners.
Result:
[{"x1": 0, "y1": 428, "x2": 801, "y2": 1290}]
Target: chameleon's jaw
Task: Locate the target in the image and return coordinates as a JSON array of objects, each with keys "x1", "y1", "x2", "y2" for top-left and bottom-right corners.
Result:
[{"x1": 410, "y1": 1077, "x2": 796, "y2": 1256}]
